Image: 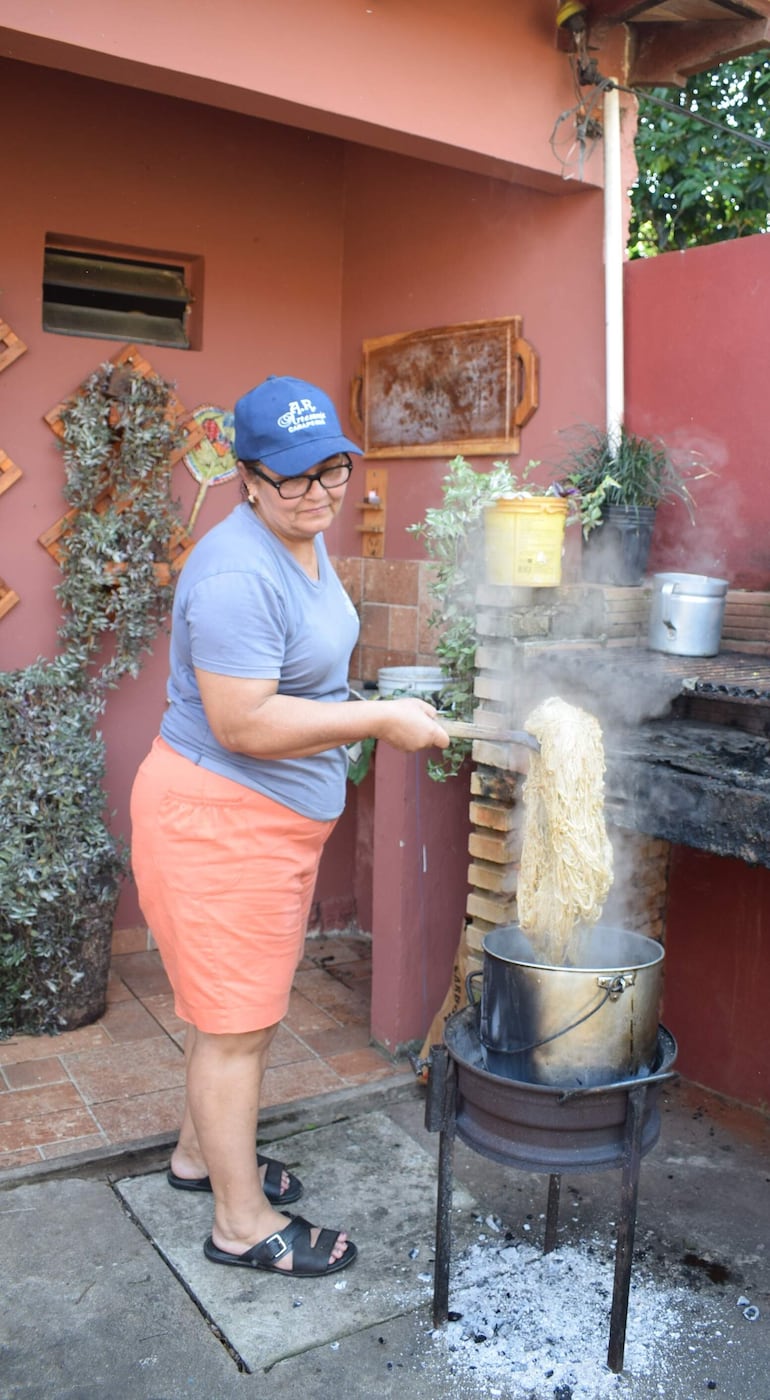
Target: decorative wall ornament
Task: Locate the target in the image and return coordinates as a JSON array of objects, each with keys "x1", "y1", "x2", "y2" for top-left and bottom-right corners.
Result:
[
  {"x1": 183, "y1": 404, "x2": 238, "y2": 529},
  {"x1": 0, "y1": 319, "x2": 28, "y2": 374},
  {"x1": 350, "y1": 316, "x2": 539, "y2": 459}
]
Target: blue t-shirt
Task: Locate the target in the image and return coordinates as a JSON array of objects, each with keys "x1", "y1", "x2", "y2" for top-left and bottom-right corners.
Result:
[{"x1": 160, "y1": 503, "x2": 360, "y2": 820}]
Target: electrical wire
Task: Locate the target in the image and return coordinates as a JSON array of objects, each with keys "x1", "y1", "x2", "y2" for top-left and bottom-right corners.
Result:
[
  {"x1": 550, "y1": 61, "x2": 770, "y2": 180},
  {"x1": 619, "y1": 82, "x2": 770, "y2": 157}
]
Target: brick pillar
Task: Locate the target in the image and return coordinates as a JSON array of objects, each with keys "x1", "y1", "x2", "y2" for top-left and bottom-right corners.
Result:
[{"x1": 463, "y1": 582, "x2": 671, "y2": 955}]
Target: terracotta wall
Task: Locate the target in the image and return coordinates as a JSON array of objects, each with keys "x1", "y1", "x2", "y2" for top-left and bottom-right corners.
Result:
[
  {"x1": 625, "y1": 233, "x2": 770, "y2": 592},
  {"x1": 3, "y1": 49, "x2": 768, "y2": 1087},
  {"x1": 338, "y1": 143, "x2": 608, "y2": 561},
  {"x1": 0, "y1": 56, "x2": 609, "y2": 935},
  {"x1": 661, "y1": 847, "x2": 770, "y2": 1108},
  {"x1": 625, "y1": 234, "x2": 770, "y2": 1109},
  {"x1": 0, "y1": 0, "x2": 607, "y2": 189},
  {"x1": 0, "y1": 60, "x2": 355, "y2": 931},
  {"x1": 334, "y1": 556, "x2": 440, "y2": 684}
]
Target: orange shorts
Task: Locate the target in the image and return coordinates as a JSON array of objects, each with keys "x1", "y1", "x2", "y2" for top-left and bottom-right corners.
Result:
[{"x1": 129, "y1": 737, "x2": 335, "y2": 1034}]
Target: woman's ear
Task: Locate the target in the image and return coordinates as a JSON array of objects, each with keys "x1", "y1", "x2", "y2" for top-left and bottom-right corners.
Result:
[{"x1": 237, "y1": 461, "x2": 257, "y2": 503}]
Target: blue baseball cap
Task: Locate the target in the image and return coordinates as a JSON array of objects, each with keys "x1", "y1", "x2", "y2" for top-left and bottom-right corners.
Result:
[{"x1": 234, "y1": 375, "x2": 363, "y2": 477}]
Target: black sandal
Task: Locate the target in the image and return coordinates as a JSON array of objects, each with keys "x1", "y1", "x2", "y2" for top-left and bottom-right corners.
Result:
[
  {"x1": 203, "y1": 1215, "x2": 357, "y2": 1278},
  {"x1": 167, "y1": 1152, "x2": 303, "y2": 1205}
]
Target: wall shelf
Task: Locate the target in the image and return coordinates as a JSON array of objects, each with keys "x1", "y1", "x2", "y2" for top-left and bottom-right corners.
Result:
[{"x1": 355, "y1": 467, "x2": 388, "y2": 557}]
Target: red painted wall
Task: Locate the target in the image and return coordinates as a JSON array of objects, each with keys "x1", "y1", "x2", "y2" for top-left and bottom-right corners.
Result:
[
  {"x1": 338, "y1": 145, "x2": 607, "y2": 559},
  {"x1": 625, "y1": 235, "x2": 770, "y2": 591},
  {"x1": 625, "y1": 237, "x2": 770, "y2": 1110},
  {"x1": 0, "y1": 60, "x2": 352, "y2": 929},
  {"x1": 0, "y1": 0, "x2": 601, "y2": 189},
  {"x1": 662, "y1": 847, "x2": 770, "y2": 1109},
  {"x1": 3, "y1": 50, "x2": 768, "y2": 1084},
  {"x1": 370, "y1": 747, "x2": 473, "y2": 1051},
  {"x1": 0, "y1": 57, "x2": 608, "y2": 935}
]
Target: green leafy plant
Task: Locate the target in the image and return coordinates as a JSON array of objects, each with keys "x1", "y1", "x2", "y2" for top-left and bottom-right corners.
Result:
[
  {"x1": 556, "y1": 424, "x2": 707, "y2": 536},
  {"x1": 629, "y1": 55, "x2": 770, "y2": 258},
  {"x1": 0, "y1": 657, "x2": 124, "y2": 1036},
  {"x1": 407, "y1": 454, "x2": 543, "y2": 778},
  {"x1": 56, "y1": 366, "x2": 184, "y2": 684},
  {"x1": 0, "y1": 361, "x2": 186, "y2": 1038}
]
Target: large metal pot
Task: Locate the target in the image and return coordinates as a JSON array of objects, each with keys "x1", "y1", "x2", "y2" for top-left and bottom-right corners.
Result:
[
  {"x1": 647, "y1": 571, "x2": 728, "y2": 657},
  {"x1": 470, "y1": 924, "x2": 664, "y2": 1089}
]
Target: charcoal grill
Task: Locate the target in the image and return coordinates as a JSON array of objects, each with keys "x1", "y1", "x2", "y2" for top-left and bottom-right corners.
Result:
[{"x1": 425, "y1": 1006, "x2": 678, "y2": 1374}]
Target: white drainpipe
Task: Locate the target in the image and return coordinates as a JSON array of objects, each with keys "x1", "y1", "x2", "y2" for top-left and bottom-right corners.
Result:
[{"x1": 603, "y1": 80, "x2": 624, "y2": 455}]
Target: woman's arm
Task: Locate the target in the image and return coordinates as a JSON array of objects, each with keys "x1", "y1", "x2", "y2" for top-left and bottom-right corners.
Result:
[{"x1": 195, "y1": 669, "x2": 449, "y2": 759}]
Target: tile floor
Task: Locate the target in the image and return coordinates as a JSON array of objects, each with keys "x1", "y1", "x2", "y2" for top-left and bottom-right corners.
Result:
[{"x1": 0, "y1": 931, "x2": 411, "y2": 1176}]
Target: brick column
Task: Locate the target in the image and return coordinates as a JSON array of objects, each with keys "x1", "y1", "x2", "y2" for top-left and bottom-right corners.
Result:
[{"x1": 463, "y1": 582, "x2": 671, "y2": 959}]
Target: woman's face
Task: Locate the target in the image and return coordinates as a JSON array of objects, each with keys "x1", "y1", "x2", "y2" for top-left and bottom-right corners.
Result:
[{"x1": 239, "y1": 453, "x2": 351, "y2": 548}]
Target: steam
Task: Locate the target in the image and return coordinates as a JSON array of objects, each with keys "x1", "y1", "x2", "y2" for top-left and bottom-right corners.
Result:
[{"x1": 458, "y1": 498, "x2": 694, "y2": 945}]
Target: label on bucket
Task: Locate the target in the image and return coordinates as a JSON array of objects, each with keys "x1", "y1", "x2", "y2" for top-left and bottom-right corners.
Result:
[{"x1": 484, "y1": 499, "x2": 567, "y2": 588}]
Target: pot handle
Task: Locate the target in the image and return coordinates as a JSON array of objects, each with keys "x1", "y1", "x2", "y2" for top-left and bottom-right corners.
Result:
[
  {"x1": 465, "y1": 969, "x2": 483, "y2": 1006},
  {"x1": 557, "y1": 1066, "x2": 679, "y2": 1103},
  {"x1": 660, "y1": 580, "x2": 677, "y2": 632}
]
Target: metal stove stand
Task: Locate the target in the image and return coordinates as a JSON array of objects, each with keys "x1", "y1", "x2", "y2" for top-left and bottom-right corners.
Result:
[{"x1": 425, "y1": 1043, "x2": 677, "y2": 1374}]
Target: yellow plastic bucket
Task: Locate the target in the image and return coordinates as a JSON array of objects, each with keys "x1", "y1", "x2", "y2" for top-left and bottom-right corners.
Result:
[{"x1": 483, "y1": 496, "x2": 568, "y2": 587}]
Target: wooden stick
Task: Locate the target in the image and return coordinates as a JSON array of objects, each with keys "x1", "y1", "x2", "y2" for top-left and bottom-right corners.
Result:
[{"x1": 440, "y1": 718, "x2": 540, "y2": 752}]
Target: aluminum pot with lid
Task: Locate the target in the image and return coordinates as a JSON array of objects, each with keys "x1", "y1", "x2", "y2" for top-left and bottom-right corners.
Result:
[
  {"x1": 469, "y1": 923, "x2": 664, "y2": 1089},
  {"x1": 648, "y1": 572, "x2": 728, "y2": 657}
]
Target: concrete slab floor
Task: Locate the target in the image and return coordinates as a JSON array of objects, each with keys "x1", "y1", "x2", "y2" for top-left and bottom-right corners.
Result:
[
  {"x1": 0, "y1": 1077, "x2": 767, "y2": 1399},
  {"x1": 114, "y1": 1110, "x2": 478, "y2": 1374}
]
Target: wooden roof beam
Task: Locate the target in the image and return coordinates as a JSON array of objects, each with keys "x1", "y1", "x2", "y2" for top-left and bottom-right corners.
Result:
[
  {"x1": 587, "y1": 1, "x2": 669, "y2": 20},
  {"x1": 629, "y1": 16, "x2": 770, "y2": 85},
  {"x1": 587, "y1": 0, "x2": 770, "y2": 20}
]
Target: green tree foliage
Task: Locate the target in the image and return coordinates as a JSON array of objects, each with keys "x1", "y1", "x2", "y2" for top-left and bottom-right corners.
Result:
[{"x1": 628, "y1": 54, "x2": 770, "y2": 257}]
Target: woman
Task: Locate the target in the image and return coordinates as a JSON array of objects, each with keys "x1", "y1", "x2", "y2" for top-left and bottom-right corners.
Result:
[{"x1": 130, "y1": 374, "x2": 449, "y2": 1279}]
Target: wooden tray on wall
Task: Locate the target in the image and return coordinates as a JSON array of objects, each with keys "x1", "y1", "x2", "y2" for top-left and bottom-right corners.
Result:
[{"x1": 349, "y1": 316, "x2": 539, "y2": 459}]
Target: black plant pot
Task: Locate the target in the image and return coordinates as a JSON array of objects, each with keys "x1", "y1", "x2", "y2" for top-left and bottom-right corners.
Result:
[
  {"x1": 55, "y1": 884, "x2": 121, "y2": 1031},
  {"x1": 581, "y1": 505, "x2": 656, "y2": 586}
]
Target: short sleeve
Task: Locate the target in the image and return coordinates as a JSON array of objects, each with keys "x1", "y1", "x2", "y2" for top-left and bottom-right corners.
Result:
[{"x1": 185, "y1": 571, "x2": 287, "y2": 678}]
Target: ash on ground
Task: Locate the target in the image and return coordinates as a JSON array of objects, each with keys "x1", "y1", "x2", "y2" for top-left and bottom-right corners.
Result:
[{"x1": 428, "y1": 1230, "x2": 714, "y2": 1399}]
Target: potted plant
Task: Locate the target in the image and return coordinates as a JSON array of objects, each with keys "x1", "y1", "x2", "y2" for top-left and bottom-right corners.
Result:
[
  {"x1": 407, "y1": 453, "x2": 566, "y2": 776},
  {"x1": 0, "y1": 360, "x2": 187, "y2": 1038},
  {"x1": 556, "y1": 424, "x2": 706, "y2": 586},
  {"x1": 0, "y1": 655, "x2": 125, "y2": 1035}
]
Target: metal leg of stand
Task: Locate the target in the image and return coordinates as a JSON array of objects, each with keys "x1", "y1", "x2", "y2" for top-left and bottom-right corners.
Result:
[
  {"x1": 544, "y1": 1174, "x2": 561, "y2": 1254},
  {"x1": 607, "y1": 1083, "x2": 648, "y2": 1374},
  {"x1": 430, "y1": 1049, "x2": 457, "y2": 1328}
]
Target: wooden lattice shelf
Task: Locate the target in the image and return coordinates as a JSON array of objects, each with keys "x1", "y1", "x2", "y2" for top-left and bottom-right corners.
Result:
[
  {"x1": 43, "y1": 342, "x2": 204, "y2": 466},
  {"x1": 0, "y1": 449, "x2": 22, "y2": 498},
  {"x1": 0, "y1": 577, "x2": 20, "y2": 620},
  {"x1": 0, "y1": 448, "x2": 22, "y2": 619},
  {"x1": 0, "y1": 320, "x2": 28, "y2": 375},
  {"x1": 38, "y1": 487, "x2": 195, "y2": 583},
  {"x1": 39, "y1": 342, "x2": 199, "y2": 583}
]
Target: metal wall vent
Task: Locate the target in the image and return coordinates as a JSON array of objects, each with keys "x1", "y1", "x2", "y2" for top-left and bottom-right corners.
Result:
[{"x1": 43, "y1": 240, "x2": 200, "y2": 349}]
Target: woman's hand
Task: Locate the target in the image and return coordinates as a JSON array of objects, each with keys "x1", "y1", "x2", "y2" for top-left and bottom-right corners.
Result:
[
  {"x1": 194, "y1": 670, "x2": 449, "y2": 759},
  {"x1": 374, "y1": 697, "x2": 450, "y2": 753}
]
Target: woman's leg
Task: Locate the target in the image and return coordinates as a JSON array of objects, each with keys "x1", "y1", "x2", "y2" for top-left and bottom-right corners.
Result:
[
  {"x1": 170, "y1": 1025, "x2": 291, "y2": 1198},
  {"x1": 183, "y1": 1024, "x2": 348, "y2": 1269}
]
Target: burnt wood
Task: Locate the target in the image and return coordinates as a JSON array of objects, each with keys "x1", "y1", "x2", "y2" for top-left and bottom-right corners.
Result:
[{"x1": 605, "y1": 720, "x2": 770, "y2": 867}]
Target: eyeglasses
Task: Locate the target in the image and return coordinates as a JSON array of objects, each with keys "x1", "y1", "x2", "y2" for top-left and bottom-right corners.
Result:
[{"x1": 249, "y1": 457, "x2": 353, "y2": 500}]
